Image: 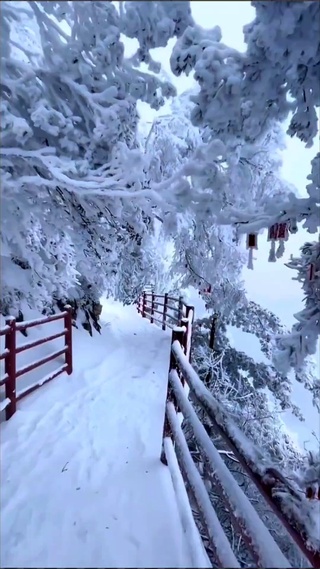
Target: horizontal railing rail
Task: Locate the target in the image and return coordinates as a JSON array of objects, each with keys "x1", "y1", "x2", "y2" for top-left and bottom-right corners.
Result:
[{"x1": 0, "y1": 308, "x2": 73, "y2": 420}]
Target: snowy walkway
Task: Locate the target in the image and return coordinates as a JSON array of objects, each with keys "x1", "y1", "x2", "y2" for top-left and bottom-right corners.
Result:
[{"x1": 0, "y1": 304, "x2": 201, "y2": 568}]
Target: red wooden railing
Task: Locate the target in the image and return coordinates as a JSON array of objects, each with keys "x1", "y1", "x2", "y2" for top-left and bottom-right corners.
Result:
[
  {"x1": 0, "y1": 308, "x2": 73, "y2": 421},
  {"x1": 137, "y1": 291, "x2": 319, "y2": 568},
  {"x1": 137, "y1": 291, "x2": 193, "y2": 333}
]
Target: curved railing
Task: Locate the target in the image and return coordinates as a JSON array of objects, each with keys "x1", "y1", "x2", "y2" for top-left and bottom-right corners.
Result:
[
  {"x1": 137, "y1": 292, "x2": 319, "y2": 568},
  {"x1": 137, "y1": 291, "x2": 194, "y2": 332}
]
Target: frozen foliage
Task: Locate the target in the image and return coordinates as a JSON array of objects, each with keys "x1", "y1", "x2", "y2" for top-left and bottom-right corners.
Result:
[
  {"x1": 171, "y1": 2, "x2": 319, "y2": 147},
  {"x1": 275, "y1": 240, "x2": 320, "y2": 373},
  {"x1": 228, "y1": 301, "x2": 319, "y2": 410},
  {"x1": 115, "y1": 230, "x2": 172, "y2": 305},
  {"x1": 154, "y1": 97, "x2": 294, "y2": 320},
  {"x1": 1, "y1": 1, "x2": 190, "y2": 317},
  {"x1": 145, "y1": 96, "x2": 201, "y2": 183},
  {"x1": 171, "y1": 223, "x2": 247, "y2": 320},
  {"x1": 217, "y1": 154, "x2": 320, "y2": 372},
  {"x1": 191, "y1": 313, "x2": 307, "y2": 451},
  {"x1": 168, "y1": 2, "x2": 320, "y2": 371}
]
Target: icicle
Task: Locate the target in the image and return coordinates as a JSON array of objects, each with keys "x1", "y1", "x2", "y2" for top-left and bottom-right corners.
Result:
[
  {"x1": 268, "y1": 240, "x2": 276, "y2": 262},
  {"x1": 247, "y1": 247, "x2": 254, "y2": 270},
  {"x1": 276, "y1": 240, "x2": 285, "y2": 259}
]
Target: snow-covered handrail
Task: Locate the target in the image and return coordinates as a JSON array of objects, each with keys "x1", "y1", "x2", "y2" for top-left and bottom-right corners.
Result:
[
  {"x1": 166, "y1": 376, "x2": 290, "y2": 568},
  {"x1": 0, "y1": 309, "x2": 73, "y2": 420},
  {"x1": 162, "y1": 330, "x2": 319, "y2": 568},
  {"x1": 136, "y1": 295, "x2": 318, "y2": 566}
]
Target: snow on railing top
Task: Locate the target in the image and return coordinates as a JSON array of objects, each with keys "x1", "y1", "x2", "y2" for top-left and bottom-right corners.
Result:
[
  {"x1": 169, "y1": 368, "x2": 291, "y2": 568},
  {"x1": 0, "y1": 325, "x2": 11, "y2": 336},
  {"x1": 166, "y1": 400, "x2": 241, "y2": 568},
  {"x1": 171, "y1": 340, "x2": 264, "y2": 469},
  {"x1": 137, "y1": 292, "x2": 319, "y2": 567},
  {"x1": 171, "y1": 339, "x2": 319, "y2": 568}
]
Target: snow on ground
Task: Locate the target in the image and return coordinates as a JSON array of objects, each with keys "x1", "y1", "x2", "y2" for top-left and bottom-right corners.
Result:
[{"x1": 0, "y1": 300, "x2": 203, "y2": 568}]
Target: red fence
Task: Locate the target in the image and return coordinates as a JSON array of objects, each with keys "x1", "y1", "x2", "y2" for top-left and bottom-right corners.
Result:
[
  {"x1": 137, "y1": 291, "x2": 194, "y2": 333},
  {"x1": 137, "y1": 292, "x2": 319, "y2": 568},
  {"x1": 0, "y1": 309, "x2": 73, "y2": 421}
]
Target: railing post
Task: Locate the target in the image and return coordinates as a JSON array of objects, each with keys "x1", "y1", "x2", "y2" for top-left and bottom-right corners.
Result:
[
  {"x1": 181, "y1": 317, "x2": 189, "y2": 358},
  {"x1": 168, "y1": 327, "x2": 186, "y2": 405},
  {"x1": 142, "y1": 292, "x2": 147, "y2": 318},
  {"x1": 64, "y1": 306, "x2": 73, "y2": 375},
  {"x1": 185, "y1": 305, "x2": 194, "y2": 362},
  {"x1": 178, "y1": 295, "x2": 184, "y2": 324},
  {"x1": 162, "y1": 293, "x2": 168, "y2": 330},
  {"x1": 186, "y1": 305, "x2": 194, "y2": 324},
  {"x1": 138, "y1": 294, "x2": 143, "y2": 314},
  {"x1": 151, "y1": 292, "x2": 155, "y2": 324},
  {"x1": 5, "y1": 317, "x2": 17, "y2": 420},
  {"x1": 168, "y1": 327, "x2": 185, "y2": 374},
  {"x1": 161, "y1": 326, "x2": 185, "y2": 464}
]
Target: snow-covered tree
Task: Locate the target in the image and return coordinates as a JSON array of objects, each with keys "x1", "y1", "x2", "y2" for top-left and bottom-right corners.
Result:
[
  {"x1": 153, "y1": 104, "x2": 293, "y2": 319},
  {"x1": 166, "y1": 1, "x2": 320, "y2": 371},
  {"x1": 0, "y1": 1, "x2": 193, "y2": 321},
  {"x1": 114, "y1": 228, "x2": 174, "y2": 305},
  {"x1": 171, "y1": 222, "x2": 247, "y2": 317},
  {"x1": 145, "y1": 89, "x2": 201, "y2": 183},
  {"x1": 191, "y1": 310, "x2": 307, "y2": 432}
]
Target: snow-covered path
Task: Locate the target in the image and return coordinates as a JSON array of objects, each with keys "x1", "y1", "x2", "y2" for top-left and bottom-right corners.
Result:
[{"x1": 0, "y1": 304, "x2": 199, "y2": 568}]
